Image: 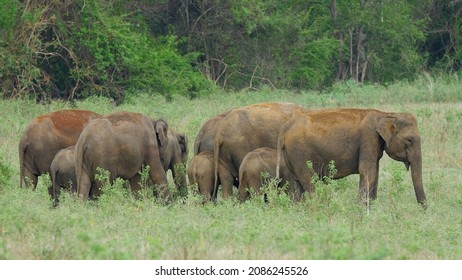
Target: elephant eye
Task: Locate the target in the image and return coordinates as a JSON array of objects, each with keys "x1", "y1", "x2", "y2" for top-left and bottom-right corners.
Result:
[{"x1": 405, "y1": 137, "x2": 414, "y2": 147}]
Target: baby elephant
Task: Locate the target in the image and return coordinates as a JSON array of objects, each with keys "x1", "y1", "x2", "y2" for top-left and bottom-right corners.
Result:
[
  {"x1": 238, "y1": 147, "x2": 298, "y2": 202},
  {"x1": 50, "y1": 146, "x2": 77, "y2": 206},
  {"x1": 188, "y1": 151, "x2": 235, "y2": 202}
]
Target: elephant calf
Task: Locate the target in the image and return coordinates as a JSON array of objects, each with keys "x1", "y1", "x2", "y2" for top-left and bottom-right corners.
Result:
[
  {"x1": 160, "y1": 129, "x2": 188, "y2": 194},
  {"x1": 50, "y1": 146, "x2": 77, "y2": 206},
  {"x1": 238, "y1": 147, "x2": 298, "y2": 202},
  {"x1": 188, "y1": 151, "x2": 235, "y2": 202}
]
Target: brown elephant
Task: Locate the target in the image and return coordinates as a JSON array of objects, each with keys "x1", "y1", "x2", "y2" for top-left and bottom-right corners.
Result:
[
  {"x1": 277, "y1": 108, "x2": 426, "y2": 206},
  {"x1": 19, "y1": 109, "x2": 101, "y2": 189},
  {"x1": 75, "y1": 112, "x2": 169, "y2": 201},
  {"x1": 193, "y1": 110, "x2": 231, "y2": 154},
  {"x1": 238, "y1": 147, "x2": 298, "y2": 202},
  {"x1": 50, "y1": 146, "x2": 77, "y2": 206},
  {"x1": 191, "y1": 110, "x2": 237, "y2": 199},
  {"x1": 160, "y1": 129, "x2": 188, "y2": 193},
  {"x1": 187, "y1": 151, "x2": 233, "y2": 202},
  {"x1": 213, "y1": 102, "x2": 307, "y2": 198}
]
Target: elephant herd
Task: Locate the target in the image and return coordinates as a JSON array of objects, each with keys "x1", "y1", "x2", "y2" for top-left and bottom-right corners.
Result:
[{"x1": 18, "y1": 102, "x2": 427, "y2": 207}]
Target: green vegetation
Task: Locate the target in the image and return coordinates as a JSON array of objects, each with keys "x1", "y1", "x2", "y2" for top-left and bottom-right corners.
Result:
[
  {"x1": 1, "y1": 0, "x2": 462, "y2": 102},
  {"x1": 1, "y1": 77, "x2": 462, "y2": 259}
]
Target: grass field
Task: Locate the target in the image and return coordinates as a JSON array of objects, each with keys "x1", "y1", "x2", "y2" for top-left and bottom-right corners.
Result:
[{"x1": 1, "y1": 75, "x2": 462, "y2": 259}]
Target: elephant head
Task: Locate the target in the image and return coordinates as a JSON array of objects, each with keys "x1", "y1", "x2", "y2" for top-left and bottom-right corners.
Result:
[
  {"x1": 153, "y1": 119, "x2": 169, "y2": 147},
  {"x1": 377, "y1": 113, "x2": 426, "y2": 205},
  {"x1": 176, "y1": 133, "x2": 189, "y2": 163}
]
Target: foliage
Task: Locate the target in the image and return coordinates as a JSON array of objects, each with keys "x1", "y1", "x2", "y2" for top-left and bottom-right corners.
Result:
[
  {"x1": 3, "y1": 0, "x2": 462, "y2": 101},
  {"x1": 0, "y1": 0, "x2": 210, "y2": 102},
  {"x1": 0, "y1": 156, "x2": 13, "y2": 186}
]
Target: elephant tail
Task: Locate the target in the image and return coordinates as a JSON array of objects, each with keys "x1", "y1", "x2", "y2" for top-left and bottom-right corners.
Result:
[
  {"x1": 75, "y1": 134, "x2": 86, "y2": 196},
  {"x1": 49, "y1": 163, "x2": 60, "y2": 207},
  {"x1": 212, "y1": 130, "x2": 223, "y2": 201}
]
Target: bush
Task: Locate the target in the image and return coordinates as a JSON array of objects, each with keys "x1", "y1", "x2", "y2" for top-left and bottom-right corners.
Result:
[{"x1": 0, "y1": 0, "x2": 212, "y2": 103}]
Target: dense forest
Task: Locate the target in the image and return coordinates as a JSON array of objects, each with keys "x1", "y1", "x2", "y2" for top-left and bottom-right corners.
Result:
[{"x1": 1, "y1": 0, "x2": 461, "y2": 102}]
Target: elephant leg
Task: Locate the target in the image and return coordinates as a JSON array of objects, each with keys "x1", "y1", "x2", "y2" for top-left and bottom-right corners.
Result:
[
  {"x1": 49, "y1": 179, "x2": 61, "y2": 207},
  {"x1": 219, "y1": 168, "x2": 235, "y2": 199},
  {"x1": 292, "y1": 166, "x2": 315, "y2": 197},
  {"x1": 129, "y1": 173, "x2": 142, "y2": 192},
  {"x1": 22, "y1": 168, "x2": 38, "y2": 189},
  {"x1": 238, "y1": 182, "x2": 250, "y2": 202},
  {"x1": 90, "y1": 180, "x2": 103, "y2": 199},
  {"x1": 284, "y1": 179, "x2": 300, "y2": 201},
  {"x1": 78, "y1": 171, "x2": 91, "y2": 201},
  {"x1": 149, "y1": 168, "x2": 169, "y2": 200},
  {"x1": 370, "y1": 162, "x2": 379, "y2": 200},
  {"x1": 359, "y1": 160, "x2": 379, "y2": 202}
]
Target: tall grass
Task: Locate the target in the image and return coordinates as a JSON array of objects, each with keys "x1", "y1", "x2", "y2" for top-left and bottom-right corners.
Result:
[{"x1": 1, "y1": 76, "x2": 462, "y2": 259}]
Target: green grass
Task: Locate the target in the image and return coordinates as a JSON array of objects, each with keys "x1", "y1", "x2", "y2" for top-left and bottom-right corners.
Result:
[{"x1": 1, "y1": 76, "x2": 462, "y2": 259}]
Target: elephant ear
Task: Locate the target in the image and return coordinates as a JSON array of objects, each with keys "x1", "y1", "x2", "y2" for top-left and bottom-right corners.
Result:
[
  {"x1": 154, "y1": 119, "x2": 169, "y2": 147},
  {"x1": 177, "y1": 133, "x2": 188, "y2": 154},
  {"x1": 177, "y1": 133, "x2": 189, "y2": 163},
  {"x1": 377, "y1": 116, "x2": 396, "y2": 148}
]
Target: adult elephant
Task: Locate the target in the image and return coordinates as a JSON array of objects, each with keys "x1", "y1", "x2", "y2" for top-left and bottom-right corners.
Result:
[
  {"x1": 75, "y1": 112, "x2": 169, "y2": 201},
  {"x1": 192, "y1": 110, "x2": 238, "y2": 199},
  {"x1": 19, "y1": 109, "x2": 101, "y2": 189},
  {"x1": 277, "y1": 108, "x2": 426, "y2": 206},
  {"x1": 194, "y1": 110, "x2": 231, "y2": 154},
  {"x1": 160, "y1": 129, "x2": 188, "y2": 194},
  {"x1": 213, "y1": 102, "x2": 307, "y2": 198}
]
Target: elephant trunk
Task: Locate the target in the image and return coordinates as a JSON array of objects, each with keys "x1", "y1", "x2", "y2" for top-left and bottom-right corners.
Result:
[{"x1": 410, "y1": 140, "x2": 426, "y2": 207}]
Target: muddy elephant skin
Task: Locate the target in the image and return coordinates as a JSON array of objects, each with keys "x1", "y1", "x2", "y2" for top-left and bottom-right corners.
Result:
[
  {"x1": 213, "y1": 102, "x2": 307, "y2": 198},
  {"x1": 238, "y1": 147, "x2": 297, "y2": 202},
  {"x1": 188, "y1": 151, "x2": 234, "y2": 202},
  {"x1": 193, "y1": 110, "x2": 231, "y2": 155},
  {"x1": 277, "y1": 108, "x2": 426, "y2": 206},
  {"x1": 160, "y1": 129, "x2": 188, "y2": 192},
  {"x1": 19, "y1": 110, "x2": 101, "y2": 189},
  {"x1": 50, "y1": 146, "x2": 77, "y2": 206},
  {"x1": 75, "y1": 112, "x2": 169, "y2": 201}
]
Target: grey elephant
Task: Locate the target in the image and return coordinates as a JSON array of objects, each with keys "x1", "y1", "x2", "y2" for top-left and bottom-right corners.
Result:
[
  {"x1": 187, "y1": 151, "x2": 233, "y2": 202},
  {"x1": 238, "y1": 147, "x2": 298, "y2": 202},
  {"x1": 19, "y1": 110, "x2": 101, "y2": 189},
  {"x1": 213, "y1": 102, "x2": 306, "y2": 198},
  {"x1": 160, "y1": 129, "x2": 188, "y2": 194},
  {"x1": 277, "y1": 108, "x2": 426, "y2": 206},
  {"x1": 50, "y1": 146, "x2": 77, "y2": 206},
  {"x1": 75, "y1": 112, "x2": 169, "y2": 201}
]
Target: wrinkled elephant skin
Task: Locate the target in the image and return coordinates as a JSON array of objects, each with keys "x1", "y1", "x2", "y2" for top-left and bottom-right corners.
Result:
[
  {"x1": 75, "y1": 112, "x2": 169, "y2": 201},
  {"x1": 214, "y1": 102, "x2": 307, "y2": 199},
  {"x1": 277, "y1": 108, "x2": 426, "y2": 206},
  {"x1": 238, "y1": 147, "x2": 298, "y2": 202},
  {"x1": 50, "y1": 146, "x2": 77, "y2": 206},
  {"x1": 19, "y1": 110, "x2": 101, "y2": 189},
  {"x1": 188, "y1": 151, "x2": 234, "y2": 202}
]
